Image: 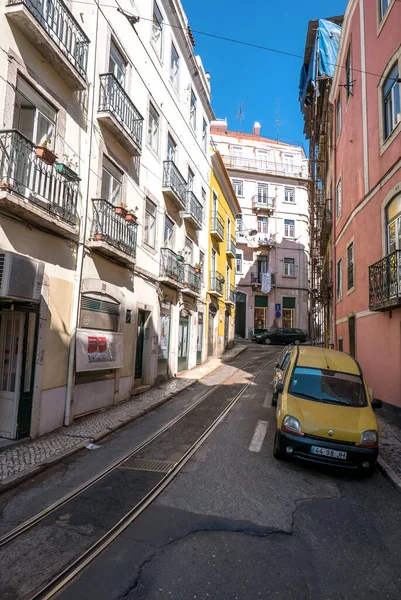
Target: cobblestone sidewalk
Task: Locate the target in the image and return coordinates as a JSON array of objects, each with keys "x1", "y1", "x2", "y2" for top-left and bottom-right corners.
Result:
[
  {"x1": 377, "y1": 414, "x2": 401, "y2": 492},
  {"x1": 0, "y1": 345, "x2": 247, "y2": 490}
]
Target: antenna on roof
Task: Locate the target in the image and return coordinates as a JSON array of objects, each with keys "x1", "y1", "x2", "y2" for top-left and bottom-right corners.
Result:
[
  {"x1": 275, "y1": 99, "x2": 285, "y2": 141},
  {"x1": 235, "y1": 102, "x2": 245, "y2": 132}
]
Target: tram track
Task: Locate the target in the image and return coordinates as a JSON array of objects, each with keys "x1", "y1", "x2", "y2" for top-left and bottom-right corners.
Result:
[{"x1": 0, "y1": 350, "x2": 272, "y2": 555}]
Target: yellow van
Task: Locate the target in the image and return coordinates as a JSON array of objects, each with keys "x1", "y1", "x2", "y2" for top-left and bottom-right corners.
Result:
[{"x1": 273, "y1": 346, "x2": 382, "y2": 476}]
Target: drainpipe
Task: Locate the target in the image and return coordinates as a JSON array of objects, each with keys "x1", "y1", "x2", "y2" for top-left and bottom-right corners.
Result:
[{"x1": 64, "y1": 5, "x2": 99, "y2": 426}]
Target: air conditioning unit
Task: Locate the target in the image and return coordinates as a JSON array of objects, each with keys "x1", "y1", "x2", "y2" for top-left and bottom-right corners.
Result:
[{"x1": 0, "y1": 252, "x2": 44, "y2": 302}]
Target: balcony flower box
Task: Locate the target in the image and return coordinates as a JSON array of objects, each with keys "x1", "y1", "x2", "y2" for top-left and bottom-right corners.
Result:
[
  {"x1": 125, "y1": 212, "x2": 138, "y2": 224},
  {"x1": 115, "y1": 205, "x2": 128, "y2": 218},
  {"x1": 35, "y1": 146, "x2": 57, "y2": 166},
  {"x1": 54, "y1": 162, "x2": 79, "y2": 181}
]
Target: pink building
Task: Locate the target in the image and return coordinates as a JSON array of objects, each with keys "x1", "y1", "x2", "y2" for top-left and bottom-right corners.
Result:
[{"x1": 331, "y1": 0, "x2": 401, "y2": 407}]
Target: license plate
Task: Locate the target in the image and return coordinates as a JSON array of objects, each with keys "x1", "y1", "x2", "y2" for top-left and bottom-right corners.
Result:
[{"x1": 311, "y1": 446, "x2": 347, "y2": 460}]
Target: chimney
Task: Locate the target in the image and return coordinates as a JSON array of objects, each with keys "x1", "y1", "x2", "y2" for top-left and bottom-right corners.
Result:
[
  {"x1": 253, "y1": 122, "x2": 261, "y2": 136},
  {"x1": 210, "y1": 119, "x2": 228, "y2": 134}
]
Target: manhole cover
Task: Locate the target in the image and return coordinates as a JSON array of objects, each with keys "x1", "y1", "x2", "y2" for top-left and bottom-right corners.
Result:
[{"x1": 119, "y1": 457, "x2": 176, "y2": 473}]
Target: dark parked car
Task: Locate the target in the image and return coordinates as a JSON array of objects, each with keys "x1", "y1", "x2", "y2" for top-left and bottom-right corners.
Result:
[
  {"x1": 252, "y1": 329, "x2": 269, "y2": 342},
  {"x1": 256, "y1": 328, "x2": 307, "y2": 345}
]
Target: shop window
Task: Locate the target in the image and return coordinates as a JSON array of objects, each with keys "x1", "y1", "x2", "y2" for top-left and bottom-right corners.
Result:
[
  {"x1": 283, "y1": 297, "x2": 296, "y2": 328},
  {"x1": 254, "y1": 296, "x2": 268, "y2": 330}
]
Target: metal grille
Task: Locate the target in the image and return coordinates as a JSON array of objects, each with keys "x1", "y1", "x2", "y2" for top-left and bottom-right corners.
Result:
[
  {"x1": 81, "y1": 295, "x2": 120, "y2": 315},
  {"x1": 119, "y1": 457, "x2": 176, "y2": 473},
  {"x1": 7, "y1": 254, "x2": 37, "y2": 299},
  {"x1": 0, "y1": 254, "x2": 4, "y2": 289}
]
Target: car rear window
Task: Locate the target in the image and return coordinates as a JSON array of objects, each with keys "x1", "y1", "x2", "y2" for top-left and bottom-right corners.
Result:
[{"x1": 288, "y1": 367, "x2": 367, "y2": 407}]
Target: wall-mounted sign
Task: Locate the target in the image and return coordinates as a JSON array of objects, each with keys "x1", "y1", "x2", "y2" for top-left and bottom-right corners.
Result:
[
  {"x1": 76, "y1": 329, "x2": 123, "y2": 372},
  {"x1": 275, "y1": 311, "x2": 281, "y2": 319},
  {"x1": 275, "y1": 304, "x2": 281, "y2": 311}
]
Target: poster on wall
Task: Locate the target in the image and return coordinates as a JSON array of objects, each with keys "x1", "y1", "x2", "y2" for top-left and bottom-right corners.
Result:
[
  {"x1": 76, "y1": 329, "x2": 124, "y2": 372},
  {"x1": 158, "y1": 315, "x2": 170, "y2": 360}
]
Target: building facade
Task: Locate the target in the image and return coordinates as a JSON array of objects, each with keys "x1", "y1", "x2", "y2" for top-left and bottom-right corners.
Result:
[
  {"x1": 329, "y1": 0, "x2": 401, "y2": 408},
  {"x1": 0, "y1": 0, "x2": 214, "y2": 440},
  {"x1": 207, "y1": 151, "x2": 241, "y2": 356},
  {"x1": 211, "y1": 121, "x2": 309, "y2": 339}
]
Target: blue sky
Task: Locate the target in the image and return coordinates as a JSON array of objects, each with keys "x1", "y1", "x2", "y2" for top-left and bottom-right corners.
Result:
[{"x1": 183, "y1": 0, "x2": 347, "y2": 148}]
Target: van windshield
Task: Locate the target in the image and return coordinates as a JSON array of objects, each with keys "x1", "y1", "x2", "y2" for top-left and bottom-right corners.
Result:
[{"x1": 288, "y1": 367, "x2": 367, "y2": 407}]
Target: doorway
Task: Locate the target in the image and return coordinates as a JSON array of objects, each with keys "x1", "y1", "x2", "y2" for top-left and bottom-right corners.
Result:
[
  {"x1": 224, "y1": 310, "x2": 230, "y2": 349},
  {"x1": 348, "y1": 316, "x2": 356, "y2": 357},
  {"x1": 135, "y1": 310, "x2": 146, "y2": 380},
  {"x1": 208, "y1": 303, "x2": 217, "y2": 356},
  {"x1": 178, "y1": 310, "x2": 190, "y2": 372},
  {"x1": 0, "y1": 310, "x2": 38, "y2": 439},
  {"x1": 235, "y1": 291, "x2": 246, "y2": 338},
  {"x1": 196, "y1": 312, "x2": 203, "y2": 365}
]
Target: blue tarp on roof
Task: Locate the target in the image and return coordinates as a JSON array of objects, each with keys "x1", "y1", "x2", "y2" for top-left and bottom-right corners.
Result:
[{"x1": 299, "y1": 18, "x2": 342, "y2": 108}]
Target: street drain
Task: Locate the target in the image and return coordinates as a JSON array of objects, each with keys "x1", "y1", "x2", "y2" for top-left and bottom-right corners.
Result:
[{"x1": 119, "y1": 457, "x2": 176, "y2": 473}]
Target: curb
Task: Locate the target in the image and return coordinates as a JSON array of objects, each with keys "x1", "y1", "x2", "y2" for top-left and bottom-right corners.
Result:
[
  {"x1": 378, "y1": 457, "x2": 401, "y2": 493},
  {"x1": 0, "y1": 346, "x2": 248, "y2": 493}
]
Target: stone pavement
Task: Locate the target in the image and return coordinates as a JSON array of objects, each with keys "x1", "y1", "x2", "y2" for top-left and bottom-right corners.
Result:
[
  {"x1": 377, "y1": 414, "x2": 401, "y2": 493},
  {"x1": 0, "y1": 345, "x2": 247, "y2": 491}
]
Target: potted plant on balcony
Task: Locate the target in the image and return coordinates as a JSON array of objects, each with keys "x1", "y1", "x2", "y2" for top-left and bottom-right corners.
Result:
[
  {"x1": 194, "y1": 263, "x2": 202, "y2": 274},
  {"x1": 35, "y1": 138, "x2": 57, "y2": 166},
  {"x1": 125, "y1": 206, "x2": 139, "y2": 224},
  {"x1": 94, "y1": 232, "x2": 104, "y2": 241},
  {"x1": 0, "y1": 178, "x2": 13, "y2": 192},
  {"x1": 115, "y1": 202, "x2": 128, "y2": 218},
  {"x1": 176, "y1": 249, "x2": 185, "y2": 262},
  {"x1": 55, "y1": 154, "x2": 79, "y2": 181}
]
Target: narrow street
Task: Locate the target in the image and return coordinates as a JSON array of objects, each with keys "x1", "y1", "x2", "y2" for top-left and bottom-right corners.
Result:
[{"x1": 0, "y1": 344, "x2": 400, "y2": 600}]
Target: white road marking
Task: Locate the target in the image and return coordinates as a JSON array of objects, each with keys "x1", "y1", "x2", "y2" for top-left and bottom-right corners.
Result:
[
  {"x1": 263, "y1": 392, "x2": 271, "y2": 408},
  {"x1": 249, "y1": 420, "x2": 269, "y2": 453}
]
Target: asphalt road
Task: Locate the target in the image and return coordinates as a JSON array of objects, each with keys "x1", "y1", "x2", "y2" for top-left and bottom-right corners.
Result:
[{"x1": 1, "y1": 344, "x2": 401, "y2": 600}]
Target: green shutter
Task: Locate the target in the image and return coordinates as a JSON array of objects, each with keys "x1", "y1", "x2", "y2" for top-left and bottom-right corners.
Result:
[
  {"x1": 255, "y1": 296, "x2": 268, "y2": 307},
  {"x1": 283, "y1": 297, "x2": 296, "y2": 309}
]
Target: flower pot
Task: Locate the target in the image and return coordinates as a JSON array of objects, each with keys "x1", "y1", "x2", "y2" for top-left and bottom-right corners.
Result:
[
  {"x1": 94, "y1": 232, "x2": 104, "y2": 241},
  {"x1": 194, "y1": 268, "x2": 201, "y2": 274},
  {"x1": 0, "y1": 181, "x2": 12, "y2": 192},
  {"x1": 176, "y1": 255, "x2": 184, "y2": 262},
  {"x1": 115, "y1": 206, "x2": 128, "y2": 218},
  {"x1": 35, "y1": 146, "x2": 57, "y2": 166},
  {"x1": 125, "y1": 213, "x2": 138, "y2": 224},
  {"x1": 183, "y1": 282, "x2": 189, "y2": 288},
  {"x1": 54, "y1": 162, "x2": 79, "y2": 181}
]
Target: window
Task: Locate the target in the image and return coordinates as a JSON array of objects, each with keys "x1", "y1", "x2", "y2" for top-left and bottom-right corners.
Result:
[
  {"x1": 284, "y1": 258, "x2": 295, "y2": 277},
  {"x1": 383, "y1": 63, "x2": 400, "y2": 140},
  {"x1": 257, "y1": 216, "x2": 268, "y2": 234},
  {"x1": 144, "y1": 199, "x2": 157, "y2": 248},
  {"x1": 101, "y1": 157, "x2": 123, "y2": 205},
  {"x1": 202, "y1": 119, "x2": 207, "y2": 152},
  {"x1": 257, "y1": 150, "x2": 269, "y2": 169},
  {"x1": 284, "y1": 187, "x2": 295, "y2": 203},
  {"x1": 147, "y1": 103, "x2": 160, "y2": 153},
  {"x1": 235, "y1": 253, "x2": 243, "y2": 273},
  {"x1": 284, "y1": 219, "x2": 295, "y2": 238},
  {"x1": 190, "y1": 89, "x2": 197, "y2": 130},
  {"x1": 109, "y1": 41, "x2": 126, "y2": 86},
  {"x1": 283, "y1": 154, "x2": 294, "y2": 175},
  {"x1": 254, "y1": 295, "x2": 268, "y2": 330},
  {"x1": 288, "y1": 367, "x2": 367, "y2": 407},
  {"x1": 201, "y1": 188, "x2": 206, "y2": 205},
  {"x1": 336, "y1": 93, "x2": 342, "y2": 137},
  {"x1": 184, "y1": 236, "x2": 193, "y2": 263},
  {"x1": 187, "y1": 167, "x2": 194, "y2": 191},
  {"x1": 283, "y1": 297, "x2": 296, "y2": 328},
  {"x1": 236, "y1": 214, "x2": 243, "y2": 236},
  {"x1": 227, "y1": 218, "x2": 231, "y2": 241},
  {"x1": 151, "y1": 1, "x2": 163, "y2": 57},
  {"x1": 337, "y1": 259, "x2": 343, "y2": 299},
  {"x1": 336, "y1": 178, "x2": 342, "y2": 217},
  {"x1": 79, "y1": 293, "x2": 120, "y2": 332},
  {"x1": 386, "y1": 196, "x2": 401, "y2": 253},
  {"x1": 345, "y1": 46, "x2": 352, "y2": 99},
  {"x1": 199, "y1": 250, "x2": 205, "y2": 269},
  {"x1": 167, "y1": 134, "x2": 176, "y2": 162},
  {"x1": 379, "y1": 0, "x2": 391, "y2": 21},
  {"x1": 232, "y1": 179, "x2": 243, "y2": 196},
  {"x1": 347, "y1": 243, "x2": 354, "y2": 290},
  {"x1": 257, "y1": 183, "x2": 268, "y2": 203},
  {"x1": 338, "y1": 338, "x2": 343, "y2": 352},
  {"x1": 13, "y1": 77, "x2": 57, "y2": 147},
  {"x1": 232, "y1": 146, "x2": 243, "y2": 166},
  {"x1": 164, "y1": 215, "x2": 174, "y2": 247},
  {"x1": 170, "y1": 43, "x2": 179, "y2": 91}
]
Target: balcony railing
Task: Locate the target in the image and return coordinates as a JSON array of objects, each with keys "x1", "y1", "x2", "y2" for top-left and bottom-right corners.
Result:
[
  {"x1": 251, "y1": 272, "x2": 262, "y2": 284},
  {"x1": 226, "y1": 235, "x2": 236, "y2": 257},
  {"x1": 252, "y1": 195, "x2": 275, "y2": 211},
  {"x1": 183, "y1": 264, "x2": 201, "y2": 294},
  {"x1": 221, "y1": 155, "x2": 308, "y2": 179},
  {"x1": 91, "y1": 199, "x2": 138, "y2": 258},
  {"x1": 211, "y1": 211, "x2": 224, "y2": 240},
  {"x1": 258, "y1": 233, "x2": 274, "y2": 247},
  {"x1": 184, "y1": 190, "x2": 203, "y2": 229},
  {"x1": 210, "y1": 270, "x2": 224, "y2": 296},
  {"x1": 369, "y1": 250, "x2": 401, "y2": 311},
  {"x1": 7, "y1": 0, "x2": 89, "y2": 79},
  {"x1": 226, "y1": 283, "x2": 235, "y2": 303},
  {"x1": 99, "y1": 73, "x2": 143, "y2": 152},
  {"x1": 160, "y1": 248, "x2": 185, "y2": 284},
  {"x1": 0, "y1": 129, "x2": 79, "y2": 225},
  {"x1": 162, "y1": 161, "x2": 187, "y2": 208}
]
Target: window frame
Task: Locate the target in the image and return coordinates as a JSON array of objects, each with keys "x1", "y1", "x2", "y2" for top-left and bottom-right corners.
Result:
[
  {"x1": 284, "y1": 257, "x2": 296, "y2": 278},
  {"x1": 144, "y1": 198, "x2": 157, "y2": 248},
  {"x1": 284, "y1": 186, "x2": 295, "y2": 203},
  {"x1": 147, "y1": 102, "x2": 160, "y2": 154},
  {"x1": 336, "y1": 92, "x2": 342, "y2": 137},
  {"x1": 336, "y1": 177, "x2": 342, "y2": 218},
  {"x1": 284, "y1": 219, "x2": 295, "y2": 238},
  {"x1": 170, "y1": 43, "x2": 180, "y2": 92},
  {"x1": 166, "y1": 133, "x2": 177, "y2": 162},
  {"x1": 379, "y1": 0, "x2": 391, "y2": 22},
  {"x1": 202, "y1": 118, "x2": 208, "y2": 152},
  {"x1": 101, "y1": 156, "x2": 123, "y2": 205},
  {"x1": 345, "y1": 45, "x2": 352, "y2": 100},
  {"x1": 337, "y1": 258, "x2": 343, "y2": 300},
  {"x1": 232, "y1": 179, "x2": 243, "y2": 196},
  {"x1": 164, "y1": 214, "x2": 174, "y2": 247},
  {"x1": 235, "y1": 251, "x2": 243, "y2": 274},
  {"x1": 382, "y1": 62, "x2": 400, "y2": 141},
  {"x1": 190, "y1": 89, "x2": 197, "y2": 130},
  {"x1": 109, "y1": 40, "x2": 127, "y2": 86},
  {"x1": 347, "y1": 242, "x2": 354, "y2": 291},
  {"x1": 13, "y1": 76, "x2": 58, "y2": 148},
  {"x1": 151, "y1": 1, "x2": 163, "y2": 58}
]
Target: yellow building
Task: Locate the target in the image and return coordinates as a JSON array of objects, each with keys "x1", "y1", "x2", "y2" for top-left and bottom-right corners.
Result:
[{"x1": 207, "y1": 152, "x2": 242, "y2": 356}]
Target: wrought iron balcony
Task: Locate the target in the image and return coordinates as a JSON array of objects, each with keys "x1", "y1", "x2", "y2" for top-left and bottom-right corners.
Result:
[
  {"x1": 162, "y1": 161, "x2": 187, "y2": 210},
  {"x1": 258, "y1": 233, "x2": 275, "y2": 247},
  {"x1": 183, "y1": 190, "x2": 203, "y2": 230},
  {"x1": 6, "y1": 0, "x2": 89, "y2": 90},
  {"x1": 160, "y1": 248, "x2": 185, "y2": 288},
  {"x1": 0, "y1": 129, "x2": 79, "y2": 234},
  {"x1": 209, "y1": 270, "x2": 225, "y2": 297},
  {"x1": 98, "y1": 73, "x2": 143, "y2": 155},
  {"x1": 221, "y1": 155, "x2": 308, "y2": 179},
  {"x1": 252, "y1": 195, "x2": 275, "y2": 213},
  {"x1": 251, "y1": 272, "x2": 262, "y2": 285},
  {"x1": 226, "y1": 235, "x2": 236, "y2": 258},
  {"x1": 226, "y1": 283, "x2": 236, "y2": 304},
  {"x1": 369, "y1": 250, "x2": 401, "y2": 311},
  {"x1": 90, "y1": 199, "x2": 138, "y2": 265},
  {"x1": 182, "y1": 264, "x2": 201, "y2": 295},
  {"x1": 211, "y1": 211, "x2": 224, "y2": 242}
]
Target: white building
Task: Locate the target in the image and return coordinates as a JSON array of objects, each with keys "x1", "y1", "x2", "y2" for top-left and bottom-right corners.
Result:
[
  {"x1": 0, "y1": 0, "x2": 213, "y2": 440},
  {"x1": 211, "y1": 120, "x2": 310, "y2": 338}
]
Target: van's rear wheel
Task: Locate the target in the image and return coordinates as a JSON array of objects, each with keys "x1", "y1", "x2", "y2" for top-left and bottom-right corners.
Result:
[{"x1": 273, "y1": 431, "x2": 285, "y2": 460}]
